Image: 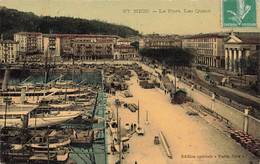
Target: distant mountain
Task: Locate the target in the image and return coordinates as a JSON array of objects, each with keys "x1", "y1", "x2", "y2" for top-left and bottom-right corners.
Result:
[{"x1": 0, "y1": 6, "x2": 140, "y2": 39}]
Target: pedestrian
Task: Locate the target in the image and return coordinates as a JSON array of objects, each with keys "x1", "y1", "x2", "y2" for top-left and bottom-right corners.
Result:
[
  {"x1": 135, "y1": 161, "x2": 137, "y2": 164},
  {"x1": 131, "y1": 123, "x2": 133, "y2": 131},
  {"x1": 164, "y1": 90, "x2": 166, "y2": 95}
]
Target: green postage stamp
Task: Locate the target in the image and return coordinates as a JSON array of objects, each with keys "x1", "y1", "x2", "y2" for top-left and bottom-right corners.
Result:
[{"x1": 222, "y1": 0, "x2": 257, "y2": 27}]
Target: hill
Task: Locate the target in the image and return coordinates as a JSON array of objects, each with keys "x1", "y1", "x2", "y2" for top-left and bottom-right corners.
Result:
[{"x1": 0, "y1": 6, "x2": 139, "y2": 39}]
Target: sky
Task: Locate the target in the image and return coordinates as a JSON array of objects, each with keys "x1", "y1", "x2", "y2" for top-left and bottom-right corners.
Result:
[{"x1": 0, "y1": 0, "x2": 260, "y2": 35}]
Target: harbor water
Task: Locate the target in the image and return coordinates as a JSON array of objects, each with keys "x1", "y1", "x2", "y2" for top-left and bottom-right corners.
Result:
[{"x1": 2, "y1": 72, "x2": 108, "y2": 164}]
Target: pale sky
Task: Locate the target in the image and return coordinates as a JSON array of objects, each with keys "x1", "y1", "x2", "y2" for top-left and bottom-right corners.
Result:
[{"x1": 1, "y1": 0, "x2": 260, "y2": 35}]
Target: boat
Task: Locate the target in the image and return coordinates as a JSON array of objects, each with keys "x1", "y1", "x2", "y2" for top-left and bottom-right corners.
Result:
[
  {"x1": 0, "y1": 104, "x2": 83, "y2": 128},
  {"x1": 26, "y1": 130, "x2": 71, "y2": 149},
  {"x1": 69, "y1": 129, "x2": 94, "y2": 144},
  {"x1": 29, "y1": 148, "x2": 69, "y2": 163},
  {"x1": 1, "y1": 146, "x2": 33, "y2": 163}
]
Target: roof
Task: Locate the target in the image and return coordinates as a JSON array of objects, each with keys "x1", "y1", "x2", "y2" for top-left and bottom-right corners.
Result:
[
  {"x1": 43, "y1": 34, "x2": 120, "y2": 39},
  {"x1": 15, "y1": 32, "x2": 42, "y2": 35},
  {"x1": 225, "y1": 32, "x2": 260, "y2": 44},
  {"x1": 118, "y1": 39, "x2": 131, "y2": 42},
  {"x1": 183, "y1": 34, "x2": 226, "y2": 39},
  {"x1": 114, "y1": 45, "x2": 134, "y2": 49},
  {"x1": 239, "y1": 38, "x2": 260, "y2": 44}
]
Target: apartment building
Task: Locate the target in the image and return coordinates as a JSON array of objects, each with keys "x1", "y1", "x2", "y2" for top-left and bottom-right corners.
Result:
[
  {"x1": 0, "y1": 40, "x2": 19, "y2": 63},
  {"x1": 182, "y1": 34, "x2": 226, "y2": 68},
  {"x1": 141, "y1": 34, "x2": 182, "y2": 49},
  {"x1": 43, "y1": 34, "x2": 119, "y2": 60},
  {"x1": 73, "y1": 38, "x2": 114, "y2": 60},
  {"x1": 114, "y1": 45, "x2": 135, "y2": 60},
  {"x1": 14, "y1": 32, "x2": 42, "y2": 53}
]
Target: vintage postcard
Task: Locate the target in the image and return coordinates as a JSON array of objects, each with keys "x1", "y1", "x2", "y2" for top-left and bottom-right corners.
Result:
[{"x1": 0, "y1": 0, "x2": 259, "y2": 164}]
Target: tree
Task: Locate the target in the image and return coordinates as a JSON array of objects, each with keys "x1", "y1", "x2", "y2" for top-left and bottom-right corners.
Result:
[
  {"x1": 130, "y1": 41, "x2": 139, "y2": 50},
  {"x1": 139, "y1": 47, "x2": 191, "y2": 67},
  {"x1": 239, "y1": 57, "x2": 249, "y2": 84}
]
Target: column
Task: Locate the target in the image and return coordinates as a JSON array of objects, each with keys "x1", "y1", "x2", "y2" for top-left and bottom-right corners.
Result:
[
  {"x1": 233, "y1": 49, "x2": 237, "y2": 72},
  {"x1": 238, "y1": 49, "x2": 242, "y2": 73},
  {"x1": 225, "y1": 49, "x2": 228, "y2": 70},
  {"x1": 229, "y1": 49, "x2": 232, "y2": 71}
]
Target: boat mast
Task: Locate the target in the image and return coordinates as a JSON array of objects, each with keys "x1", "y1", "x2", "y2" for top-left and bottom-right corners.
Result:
[
  {"x1": 3, "y1": 98, "x2": 10, "y2": 127},
  {"x1": 47, "y1": 126, "x2": 50, "y2": 164}
]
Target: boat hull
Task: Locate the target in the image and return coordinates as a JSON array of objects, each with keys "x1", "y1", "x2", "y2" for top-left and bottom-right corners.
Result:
[{"x1": 0, "y1": 111, "x2": 81, "y2": 128}]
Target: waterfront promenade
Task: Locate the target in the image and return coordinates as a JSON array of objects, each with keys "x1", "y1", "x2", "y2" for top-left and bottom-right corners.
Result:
[{"x1": 107, "y1": 70, "x2": 259, "y2": 164}]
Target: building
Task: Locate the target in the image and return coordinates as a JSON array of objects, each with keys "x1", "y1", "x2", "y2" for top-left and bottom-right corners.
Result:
[
  {"x1": 113, "y1": 45, "x2": 135, "y2": 60},
  {"x1": 224, "y1": 32, "x2": 260, "y2": 73},
  {"x1": 182, "y1": 34, "x2": 226, "y2": 68},
  {"x1": 141, "y1": 34, "x2": 182, "y2": 49},
  {"x1": 43, "y1": 34, "x2": 119, "y2": 61},
  {"x1": 73, "y1": 38, "x2": 114, "y2": 60},
  {"x1": 0, "y1": 40, "x2": 19, "y2": 63},
  {"x1": 14, "y1": 32, "x2": 42, "y2": 54},
  {"x1": 43, "y1": 34, "x2": 62, "y2": 62},
  {"x1": 116, "y1": 39, "x2": 131, "y2": 45}
]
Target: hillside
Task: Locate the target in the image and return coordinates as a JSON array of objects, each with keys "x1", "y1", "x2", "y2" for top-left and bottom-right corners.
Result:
[{"x1": 0, "y1": 7, "x2": 139, "y2": 39}]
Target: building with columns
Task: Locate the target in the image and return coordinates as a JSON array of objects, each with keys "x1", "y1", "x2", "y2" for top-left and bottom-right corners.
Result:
[
  {"x1": 224, "y1": 32, "x2": 260, "y2": 73},
  {"x1": 182, "y1": 34, "x2": 226, "y2": 68}
]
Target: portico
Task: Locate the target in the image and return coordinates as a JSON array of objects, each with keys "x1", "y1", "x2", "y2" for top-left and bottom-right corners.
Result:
[{"x1": 224, "y1": 32, "x2": 258, "y2": 73}]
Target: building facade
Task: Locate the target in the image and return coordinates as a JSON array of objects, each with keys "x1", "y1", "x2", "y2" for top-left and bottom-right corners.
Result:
[
  {"x1": 43, "y1": 34, "x2": 62, "y2": 62},
  {"x1": 224, "y1": 32, "x2": 260, "y2": 73},
  {"x1": 0, "y1": 40, "x2": 19, "y2": 63},
  {"x1": 14, "y1": 32, "x2": 42, "y2": 53},
  {"x1": 141, "y1": 34, "x2": 181, "y2": 49},
  {"x1": 182, "y1": 34, "x2": 226, "y2": 68},
  {"x1": 116, "y1": 39, "x2": 131, "y2": 45},
  {"x1": 73, "y1": 38, "x2": 114, "y2": 60},
  {"x1": 113, "y1": 45, "x2": 135, "y2": 60},
  {"x1": 43, "y1": 34, "x2": 119, "y2": 61}
]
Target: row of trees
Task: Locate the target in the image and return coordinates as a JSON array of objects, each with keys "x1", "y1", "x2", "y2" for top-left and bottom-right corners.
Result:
[
  {"x1": 239, "y1": 57, "x2": 259, "y2": 75},
  {"x1": 0, "y1": 7, "x2": 139, "y2": 40},
  {"x1": 139, "y1": 47, "x2": 192, "y2": 67}
]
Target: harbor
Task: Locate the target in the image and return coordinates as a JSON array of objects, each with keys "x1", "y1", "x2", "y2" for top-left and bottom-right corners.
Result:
[
  {"x1": 0, "y1": 66, "x2": 107, "y2": 163},
  {"x1": 1, "y1": 62, "x2": 260, "y2": 163}
]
